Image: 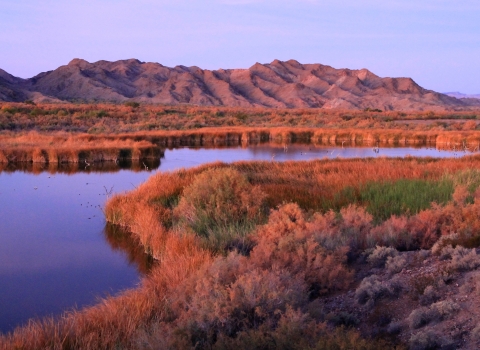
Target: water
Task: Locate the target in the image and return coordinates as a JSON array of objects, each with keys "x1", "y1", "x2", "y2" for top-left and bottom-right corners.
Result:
[{"x1": 0, "y1": 144, "x2": 477, "y2": 333}]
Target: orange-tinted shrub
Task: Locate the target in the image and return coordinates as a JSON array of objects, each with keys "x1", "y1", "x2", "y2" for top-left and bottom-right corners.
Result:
[
  {"x1": 174, "y1": 168, "x2": 267, "y2": 237},
  {"x1": 250, "y1": 204, "x2": 353, "y2": 295}
]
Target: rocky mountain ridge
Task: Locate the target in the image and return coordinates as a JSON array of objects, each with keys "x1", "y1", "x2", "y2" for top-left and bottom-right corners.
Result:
[{"x1": 1, "y1": 59, "x2": 478, "y2": 110}]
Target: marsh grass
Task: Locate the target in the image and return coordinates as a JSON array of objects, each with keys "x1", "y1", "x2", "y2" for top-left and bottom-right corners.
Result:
[
  {"x1": 354, "y1": 178, "x2": 453, "y2": 222},
  {"x1": 0, "y1": 101, "x2": 478, "y2": 135}
]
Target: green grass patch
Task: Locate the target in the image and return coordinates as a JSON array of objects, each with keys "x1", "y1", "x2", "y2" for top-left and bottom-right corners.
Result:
[{"x1": 336, "y1": 178, "x2": 454, "y2": 222}]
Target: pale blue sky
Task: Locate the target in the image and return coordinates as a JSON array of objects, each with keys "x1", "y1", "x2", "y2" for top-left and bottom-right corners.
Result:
[{"x1": 1, "y1": 0, "x2": 479, "y2": 93}]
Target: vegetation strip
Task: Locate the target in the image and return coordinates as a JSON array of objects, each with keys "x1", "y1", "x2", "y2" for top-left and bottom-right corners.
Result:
[{"x1": 5, "y1": 157, "x2": 480, "y2": 348}]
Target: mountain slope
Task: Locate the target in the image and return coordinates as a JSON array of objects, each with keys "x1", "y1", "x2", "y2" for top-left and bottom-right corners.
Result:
[{"x1": 0, "y1": 59, "x2": 476, "y2": 110}]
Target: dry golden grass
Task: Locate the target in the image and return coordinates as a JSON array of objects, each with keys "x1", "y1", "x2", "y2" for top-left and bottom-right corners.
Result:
[
  {"x1": 2, "y1": 127, "x2": 480, "y2": 165},
  {"x1": 0, "y1": 102, "x2": 479, "y2": 134}
]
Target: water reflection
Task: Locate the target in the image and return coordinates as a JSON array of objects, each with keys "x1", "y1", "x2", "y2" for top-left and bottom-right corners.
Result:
[
  {"x1": 103, "y1": 224, "x2": 155, "y2": 275},
  {"x1": 0, "y1": 159, "x2": 160, "y2": 174}
]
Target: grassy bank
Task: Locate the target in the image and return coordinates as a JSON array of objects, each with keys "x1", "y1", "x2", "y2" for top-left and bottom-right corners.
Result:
[
  {"x1": 5, "y1": 157, "x2": 480, "y2": 349},
  {"x1": 0, "y1": 102, "x2": 479, "y2": 134},
  {"x1": 2, "y1": 126, "x2": 480, "y2": 165}
]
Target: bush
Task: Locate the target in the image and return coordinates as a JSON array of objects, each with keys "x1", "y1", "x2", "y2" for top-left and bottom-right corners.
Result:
[
  {"x1": 419, "y1": 286, "x2": 440, "y2": 306},
  {"x1": 408, "y1": 300, "x2": 459, "y2": 329},
  {"x1": 408, "y1": 307, "x2": 431, "y2": 329},
  {"x1": 431, "y1": 234, "x2": 459, "y2": 256},
  {"x1": 170, "y1": 255, "x2": 308, "y2": 347},
  {"x1": 448, "y1": 246, "x2": 480, "y2": 271},
  {"x1": 409, "y1": 329, "x2": 454, "y2": 350},
  {"x1": 385, "y1": 255, "x2": 407, "y2": 274},
  {"x1": 355, "y1": 275, "x2": 402, "y2": 308},
  {"x1": 174, "y1": 168, "x2": 266, "y2": 249},
  {"x1": 367, "y1": 215, "x2": 415, "y2": 250},
  {"x1": 367, "y1": 245, "x2": 398, "y2": 268},
  {"x1": 338, "y1": 204, "x2": 373, "y2": 252},
  {"x1": 251, "y1": 203, "x2": 353, "y2": 295}
]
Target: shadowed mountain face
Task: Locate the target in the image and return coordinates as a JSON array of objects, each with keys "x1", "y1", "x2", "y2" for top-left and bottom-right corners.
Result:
[{"x1": 0, "y1": 59, "x2": 477, "y2": 110}]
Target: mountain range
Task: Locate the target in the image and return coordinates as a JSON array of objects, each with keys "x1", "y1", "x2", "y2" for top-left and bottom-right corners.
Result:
[
  {"x1": 1, "y1": 58, "x2": 479, "y2": 110},
  {"x1": 444, "y1": 92, "x2": 480, "y2": 100}
]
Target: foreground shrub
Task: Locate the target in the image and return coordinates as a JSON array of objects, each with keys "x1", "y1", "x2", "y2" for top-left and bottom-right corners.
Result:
[
  {"x1": 213, "y1": 314, "x2": 396, "y2": 350},
  {"x1": 251, "y1": 203, "x2": 353, "y2": 295},
  {"x1": 408, "y1": 300, "x2": 459, "y2": 329},
  {"x1": 174, "y1": 168, "x2": 266, "y2": 249},
  {"x1": 355, "y1": 275, "x2": 402, "y2": 308},
  {"x1": 409, "y1": 329, "x2": 454, "y2": 350},
  {"x1": 419, "y1": 286, "x2": 440, "y2": 306},
  {"x1": 385, "y1": 255, "x2": 408, "y2": 274},
  {"x1": 448, "y1": 246, "x2": 480, "y2": 271},
  {"x1": 367, "y1": 215, "x2": 415, "y2": 250},
  {"x1": 367, "y1": 245, "x2": 398, "y2": 268}
]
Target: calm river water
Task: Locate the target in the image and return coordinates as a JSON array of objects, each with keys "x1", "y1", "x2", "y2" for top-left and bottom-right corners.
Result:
[{"x1": 0, "y1": 144, "x2": 476, "y2": 333}]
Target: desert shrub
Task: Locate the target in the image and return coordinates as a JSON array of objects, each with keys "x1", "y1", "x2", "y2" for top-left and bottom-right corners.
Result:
[
  {"x1": 174, "y1": 168, "x2": 266, "y2": 249},
  {"x1": 212, "y1": 308, "x2": 321, "y2": 350},
  {"x1": 408, "y1": 307, "x2": 432, "y2": 330},
  {"x1": 419, "y1": 286, "x2": 440, "y2": 306},
  {"x1": 431, "y1": 233, "x2": 459, "y2": 255},
  {"x1": 355, "y1": 275, "x2": 402, "y2": 308},
  {"x1": 338, "y1": 204, "x2": 373, "y2": 252},
  {"x1": 367, "y1": 245, "x2": 398, "y2": 268},
  {"x1": 448, "y1": 246, "x2": 480, "y2": 271},
  {"x1": 410, "y1": 274, "x2": 437, "y2": 297},
  {"x1": 408, "y1": 300, "x2": 459, "y2": 329},
  {"x1": 436, "y1": 244, "x2": 480, "y2": 272},
  {"x1": 213, "y1": 313, "x2": 395, "y2": 350},
  {"x1": 170, "y1": 257, "x2": 307, "y2": 347},
  {"x1": 409, "y1": 329, "x2": 454, "y2": 350},
  {"x1": 385, "y1": 255, "x2": 407, "y2": 274},
  {"x1": 431, "y1": 300, "x2": 460, "y2": 318},
  {"x1": 250, "y1": 203, "x2": 353, "y2": 295},
  {"x1": 367, "y1": 215, "x2": 416, "y2": 250},
  {"x1": 437, "y1": 244, "x2": 456, "y2": 260}
]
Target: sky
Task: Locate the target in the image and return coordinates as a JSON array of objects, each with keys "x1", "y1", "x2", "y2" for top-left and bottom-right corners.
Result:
[{"x1": 1, "y1": 0, "x2": 479, "y2": 93}]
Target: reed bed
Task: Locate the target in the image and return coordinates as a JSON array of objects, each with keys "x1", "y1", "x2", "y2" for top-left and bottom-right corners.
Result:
[
  {"x1": 2, "y1": 127, "x2": 480, "y2": 165},
  {"x1": 0, "y1": 132, "x2": 162, "y2": 164}
]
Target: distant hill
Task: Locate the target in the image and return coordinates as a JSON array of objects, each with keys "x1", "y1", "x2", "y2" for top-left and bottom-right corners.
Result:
[
  {"x1": 0, "y1": 59, "x2": 478, "y2": 110},
  {"x1": 444, "y1": 92, "x2": 480, "y2": 99}
]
